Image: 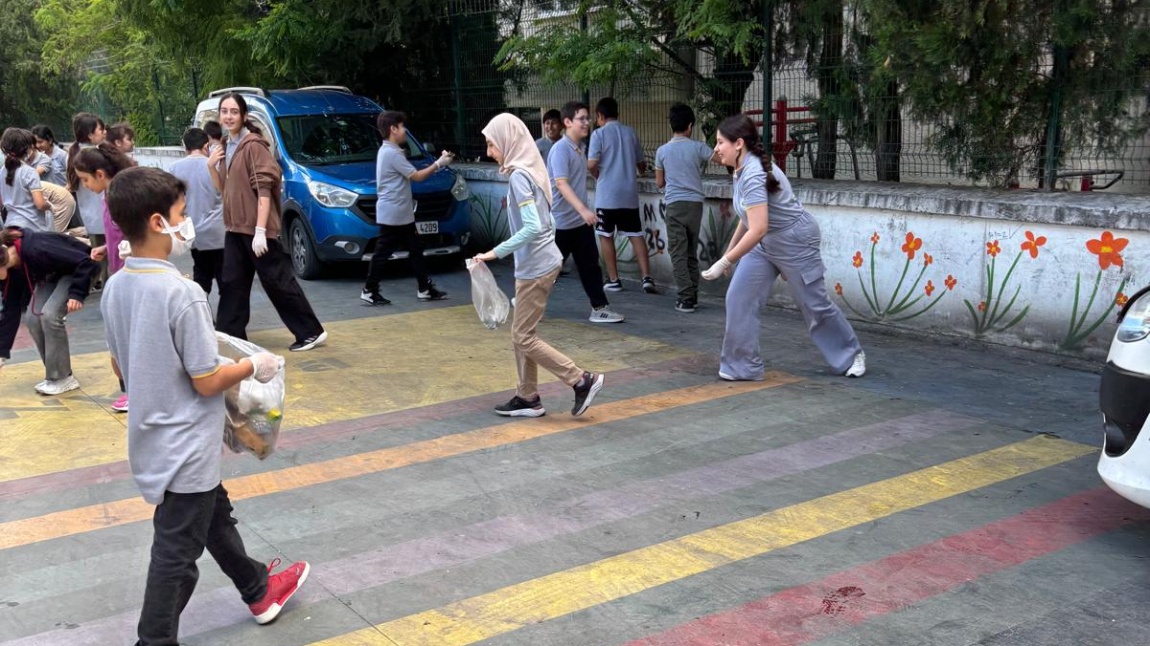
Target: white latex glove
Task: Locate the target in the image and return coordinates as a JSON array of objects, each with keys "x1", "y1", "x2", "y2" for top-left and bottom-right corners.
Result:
[
  {"x1": 701, "y1": 256, "x2": 733, "y2": 281},
  {"x1": 434, "y1": 151, "x2": 455, "y2": 169},
  {"x1": 252, "y1": 227, "x2": 268, "y2": 257},
  {"x1": 246, "y1": 351, "x2": 283, "y2": 383},
  {"x1": 117, "y1": 240, "x2": 132, "y2": 259}
]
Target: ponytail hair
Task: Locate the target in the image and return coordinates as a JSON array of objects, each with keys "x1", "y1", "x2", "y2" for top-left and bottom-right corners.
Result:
[
  {"x1": 68, "y1": 112, "x2": 107, "y2": 191},
  {"x1": 217, "y1": 93, "x2": 263, "y2": 135},
  {"x1": 717, "y1": 114, "x2": 781, "y2": 194},
  {"x1": 1, "y1": 127, "x2": 36, "y2": 187},
  {"x1": 73, "y1": 143, "x2": 135, "y2": 180}
]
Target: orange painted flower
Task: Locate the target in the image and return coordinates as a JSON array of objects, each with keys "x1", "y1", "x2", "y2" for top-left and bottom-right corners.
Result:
[
  {"x1": 945, "y1": 274, "x2": 957, "y2": 291},
  {"x1": 1086, "y1": 231, "x2": 1129, "y2": 270},
  {"x1": 977, "y1": 301, "x2": 987, "y2": 312},
  {"x1": 901, "y1": 232, "x2": 923, "y2": 260},
  {"x1": 1020, "y1": 230, "x2": 1047, "y2": 259},
  {"x1": 852, "y1": 251, "x2": 863, "y2": 268},
  {"x1": 925, "y1": 280, "x2": 935, "y2": 297},
  {"x1": 1116, "y1": 292, "x2": 1128, "y2": 307},
  {"x1": 923, "y1": 253, "x2": 933, "y2": 267},
  {"x1": 986, "y1": 240, "x2": 1001, "y2": 257},
  {"x1": 870, "y1": 232, "x2": 880, "y2": 244},
  {"x1": 834, "y1": 282, "x2": 843, "y2": 296}
]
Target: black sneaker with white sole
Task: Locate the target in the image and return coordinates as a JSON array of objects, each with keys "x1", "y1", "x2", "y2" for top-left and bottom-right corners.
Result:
[
  {"x1": 418, "y1": 284, "x2": 448, "y2": 301},
  {"x1": 360, "y1": 289, "x2": 392, "y2": 306},
  {"x1": 571, "y1": 371, "x2": 604, "y2": 416},
  {"x1": 494, "y1": 395, "x2": 546, "y2": 417},
  {"x1": 603, "y1": 279, "x2": 623, "y2": 293},
  {"x1": 675, "y1": 300, "x2": 696, "y2": 313},
  {"x1": 642, "y1": 276, "x2": 657, "y2": 293},
  {"x1": 290, "y1": 330, "x2": 328, "y2": 352}
]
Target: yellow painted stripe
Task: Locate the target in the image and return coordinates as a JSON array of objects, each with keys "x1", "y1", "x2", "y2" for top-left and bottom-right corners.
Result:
[
  {"x1": 0, "y1": 376, "x2": 798, "y2": 551},
  {"x1": 312, "y1": 435, "x2": 1094, "y2": 646}
]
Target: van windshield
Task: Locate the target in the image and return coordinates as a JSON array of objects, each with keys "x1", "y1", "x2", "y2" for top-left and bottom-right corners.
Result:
[{"x1": 276, "y1": 113, "x2": 426, "y2": 165}]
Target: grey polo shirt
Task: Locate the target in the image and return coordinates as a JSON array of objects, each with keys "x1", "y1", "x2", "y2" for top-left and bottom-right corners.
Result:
[
  {"x1": 588, "y1": 120, "x2": 644, "y2": 210},
  {"x1": 374, "y1": 140, "x2": 418, "y2": 226},
  {"x1": 546, "y1": 136, "x2": 590, "y2": 230},
  {"x1": 101, "y1": 257, "x2": 225, "y2": 505},
  {"x1": 504, "y1": 170, "x2": 562, "y2": 280},
  {"x1": 0, "y1": 163, "x2": 49, "y2": 231},
  {"x1": 655, "y1": 136, "x2": 713, "y2": 204},
  {"x1": 733, "y1": 155, "x2": 806, "y2": 233},
  {"x1": 170, "y1": 154, "x2": 225, "y2": 251},
  {"x1": 46, "y1": 146, "x2": 69, "y2": 186},
  {"x1": 536, "y1": 136, "x2": 556, "y2": 160}
]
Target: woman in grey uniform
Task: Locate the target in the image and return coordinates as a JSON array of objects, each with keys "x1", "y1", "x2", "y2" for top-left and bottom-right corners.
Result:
[{"x1": 702, "y1": 114, "x2": 866, "y2": 380}]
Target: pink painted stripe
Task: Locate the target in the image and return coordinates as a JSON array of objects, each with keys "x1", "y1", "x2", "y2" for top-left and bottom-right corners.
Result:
[
  {"x1": 626, "y1": 488, "x2": 1150, "y2": 646},
  {"x1": 0, "y1": 356, "x2": 708, "y2": 502}
]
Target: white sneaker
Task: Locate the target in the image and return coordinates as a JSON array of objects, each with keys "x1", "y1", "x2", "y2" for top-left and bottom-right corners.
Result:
[
  {"x1": 34, "y1": 379, "x2": 49, "y2": 391},
  {"x1": 589, "y1": 307, "x2": 624, "y2": 324},
  {"x1": 718, "y1": 372, "x2": 736, "y2": 381},
  {"x1": 511, "y1": 297, "x2": 516, "y2": 308},
  {"x1": 845, "y1": 351, "x2": 866, "y2": 378},
  {"x1": 36, "y1": 375, "x2": 80, "y2": 396}
]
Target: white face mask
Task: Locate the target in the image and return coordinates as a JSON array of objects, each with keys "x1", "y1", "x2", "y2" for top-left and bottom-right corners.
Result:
[{"x1": 158, "y1": 215, "x2": 196, "y2": 256}]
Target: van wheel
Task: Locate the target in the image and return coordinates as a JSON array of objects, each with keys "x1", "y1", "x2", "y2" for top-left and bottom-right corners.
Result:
[{"x1": 289, "y1": 218, "x2": 324, "y2": 280}]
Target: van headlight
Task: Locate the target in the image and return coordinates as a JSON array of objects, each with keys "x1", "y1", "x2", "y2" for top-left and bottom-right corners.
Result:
[
  {"x1": 307, "y1": 180, "x2": 358, "y2": 208},
  {"x1": 451, "y1": 172, "x2": 469, "y2": 201},
  {"x1": 1117, "y1": 290, "x2": 1150, "y2": 342}
]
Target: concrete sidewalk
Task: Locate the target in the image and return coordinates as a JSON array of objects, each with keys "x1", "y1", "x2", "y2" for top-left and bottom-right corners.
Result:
[{"x1": 1, "y1": 255, "x2": 1145, "y2": 646}]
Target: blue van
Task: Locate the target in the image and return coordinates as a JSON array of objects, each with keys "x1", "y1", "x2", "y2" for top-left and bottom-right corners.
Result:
[{"x1": 193, "y1": 86, "x2": 470, "y2": 279}]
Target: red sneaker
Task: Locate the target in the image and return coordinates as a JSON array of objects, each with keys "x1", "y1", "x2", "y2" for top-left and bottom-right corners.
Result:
[{"x1": 248, "y1": 558, "x2": 310, "y2": 625}]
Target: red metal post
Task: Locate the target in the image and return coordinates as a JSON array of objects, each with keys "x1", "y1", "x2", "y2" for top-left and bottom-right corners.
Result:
[{"x1": 772, "y1": 99, "x2": 789, "y2": 170}]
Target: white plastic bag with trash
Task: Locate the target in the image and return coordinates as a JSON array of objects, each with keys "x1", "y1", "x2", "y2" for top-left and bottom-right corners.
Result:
[
  {"x1": 466, "y1": 259, "x2": 511, "y2": 329},
  {"x1": 216, "y1": 332, "x2": 286, "y2": 459}
]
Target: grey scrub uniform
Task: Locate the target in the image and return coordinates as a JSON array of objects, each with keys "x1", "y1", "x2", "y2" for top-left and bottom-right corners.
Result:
[{"x1": 719, "y1": 156, "x2": 861, "y2": 379}]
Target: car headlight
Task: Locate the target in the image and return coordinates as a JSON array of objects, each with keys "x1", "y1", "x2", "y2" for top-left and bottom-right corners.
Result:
[
  {"x1": 1117, "y1": 289, "x2": 1150, "y2": 342},
  {"x1": 451, "y1": 172, "x2": 469, "y2": 201},
  {"x1": 306, "y1": 180, "x2": 358, "y2": 208}
]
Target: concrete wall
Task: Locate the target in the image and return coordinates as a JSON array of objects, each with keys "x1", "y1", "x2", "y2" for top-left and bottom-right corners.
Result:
[{"x1": 457, "y1": 163, "x2": 1150, "y2": 359}]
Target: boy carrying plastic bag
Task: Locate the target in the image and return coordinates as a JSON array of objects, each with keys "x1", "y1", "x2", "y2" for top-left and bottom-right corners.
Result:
[{"x1": 217, "y1": 332, "x2": 286, "y2": 459}]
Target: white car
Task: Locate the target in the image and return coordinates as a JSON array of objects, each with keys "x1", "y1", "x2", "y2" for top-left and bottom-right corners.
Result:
[{"x1": 1098, "y1": 285, "x2": 1150, "y2": 508}]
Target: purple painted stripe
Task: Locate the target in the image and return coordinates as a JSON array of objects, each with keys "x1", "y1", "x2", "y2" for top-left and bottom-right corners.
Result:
[
  {"x1": 1, "y1": 409, "x2": 978, "y2": 646},
  {"x1": 0, "y1": 356, "x2": 711, "y2": 503}
]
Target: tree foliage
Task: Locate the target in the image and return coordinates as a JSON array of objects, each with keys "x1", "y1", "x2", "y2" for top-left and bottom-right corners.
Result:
[{"x1": 0, "y1": 0, "x2": 77, "y2": 132}]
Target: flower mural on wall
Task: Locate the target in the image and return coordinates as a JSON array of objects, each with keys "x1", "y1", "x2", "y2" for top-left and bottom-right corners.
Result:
[
  {"x1": 1062, "y1": 231, "x2": 1131, "y2": 350},
  {"x1": 964, "y1": 231, "x2": 1045, "y2": 336},
  {"x1": 838, "y1": 230, "x2": 956, "y2": 321}
]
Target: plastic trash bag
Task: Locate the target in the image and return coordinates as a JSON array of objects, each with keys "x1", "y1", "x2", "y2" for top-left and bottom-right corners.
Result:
[
  {"x1": 466, "y1": 259, "x2": 511, "y2": 329},
  {"x1": 216, "y1": 332, "x2": 286, "y2": 459}
]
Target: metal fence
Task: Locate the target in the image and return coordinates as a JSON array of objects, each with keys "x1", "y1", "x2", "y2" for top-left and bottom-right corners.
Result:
[{"x1": 420, "y1": 0, "x2": 1149, "y2": 193}]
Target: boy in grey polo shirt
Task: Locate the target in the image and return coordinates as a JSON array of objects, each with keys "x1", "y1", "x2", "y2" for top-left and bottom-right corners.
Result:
[
  {"x1": 102, "y1": 167, "x2": 310, "y2": 642},
  {"x1": 361, "y1": 110, "x2": 454, "y2": 305},
  {"x1": 170, "y1": 127, "x2": 226, "y2": 297},
  {"x1": 655, "y1": 103, "x2": 717, "y2": 313}
]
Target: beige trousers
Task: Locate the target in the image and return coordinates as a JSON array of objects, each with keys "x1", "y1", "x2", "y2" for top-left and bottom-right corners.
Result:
[{"x1": 512, "y1": 265, "x2": 584, "y2": 399}]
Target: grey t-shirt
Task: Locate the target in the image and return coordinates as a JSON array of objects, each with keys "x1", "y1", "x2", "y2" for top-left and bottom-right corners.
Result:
[
  {"x1": 588, "y1": 120, "x2": 644, "y2": 209},
  {"x1": 546, "y1": 136, "x2": 589, "y2": 230},
  {"x1": 170, "y1": 155, "x2": 225, "y2": 250},
  {"x1": 655, "y1": 136, "x2": 713, "y2": 204},
  {"x1": 74, "y1": 144, "x2": 104, "y2": 235},
  {"x1": 0, "y1": 163, "x2": 49, "y2": 231},
  {"x1": 101, "y1": 257, "x2": 225, "y2": 505},
  {"x1": 46, "y1": 146, "x2": 68, "y2": 186},
  {"x1": 535, "y1": 137, "x2": 556, "y2": 160},
  {"x1": 375, "y1": 140, "x2": 418, "y2": 226},
  {"x1": 732, "y1": 155, "x2": 806, "y2": 234},
  {"x1": 505, "y1": 169, "x2": 562, "y2": 280}
]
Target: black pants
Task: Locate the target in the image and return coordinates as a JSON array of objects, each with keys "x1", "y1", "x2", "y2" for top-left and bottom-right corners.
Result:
[
  {"x1": 136, "y1": 484, "x2": 266, "y2": 646},
  {"x1": 191, "y1": 248, "x2": 225, "y2": 297},
  {"x1": 364, "y1": 223, "x2": 431, "y2": 293},
  {"x1": 216, "y1": 232, "x2": 324, "y2": 343},
  {"x1": 555, "y1": 224, "x2": 609, "y2": 309}
]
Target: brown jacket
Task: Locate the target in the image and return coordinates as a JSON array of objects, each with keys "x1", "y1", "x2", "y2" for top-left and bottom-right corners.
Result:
[{"x1": 220, "y1": 132, "x2": 283, "y2": 238}]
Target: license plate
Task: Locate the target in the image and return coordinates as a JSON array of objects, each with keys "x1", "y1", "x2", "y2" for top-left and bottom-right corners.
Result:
[{"x1": 416, "y1": 221, "x2": 439, "y2": 235}]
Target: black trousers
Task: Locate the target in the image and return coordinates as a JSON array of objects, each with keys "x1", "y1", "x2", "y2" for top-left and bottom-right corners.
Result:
[
  {"x1": 554, "y1": 224, "x2": 609, "y2": 309},
  {"x1": 190, "y1": 248, "x2": 225, "y2": 296},
  {"x1": 364, "y1": 223, "x2": 431, "y2": 293},
  {"x1": 136, "y1": 484, "x2": 266, "y2": 646},
  {"x1": 216, "y1": 232, "x2": 324, "y2": 343}
]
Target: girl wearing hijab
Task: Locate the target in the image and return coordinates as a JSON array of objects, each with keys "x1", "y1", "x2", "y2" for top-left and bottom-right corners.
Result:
[
  {"x1": 472, "y1": 113, "x2": 605, "y2": 418},
  {"x1": 702, "y1": 114, "x2": 866, "y2": 380}
]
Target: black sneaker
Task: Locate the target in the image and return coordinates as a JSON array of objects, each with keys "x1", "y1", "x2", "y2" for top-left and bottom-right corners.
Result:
[
  {"x1": 604, "y1": 279, "x2": 623, "y2": 293},
  {"x1": 361, "y1": 289, "x2": 392, "y2": 306},
  {"x1": 418, "y1": 283, "x2": 448, "y2": 301},
  {"x1": 494, "y1": 395, "x2": 546, "y2": 417},
  {"x1": 642, "y1": 276, "x2": 657, "y2": 294},
  {"x1": 571, "y1": 371, "x2": 604, "y2": 416},
  {"x1": 290, "y1": 331, "x2": 328, "y2": 352},
  {"x1": 675, "y1": 300, "x2": 697, "y2": 313}
]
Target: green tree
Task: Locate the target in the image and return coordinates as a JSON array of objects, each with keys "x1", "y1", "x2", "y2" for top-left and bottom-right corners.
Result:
[{"x1": 0, "y1": 0, "x2": 77, "y2": 132}]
